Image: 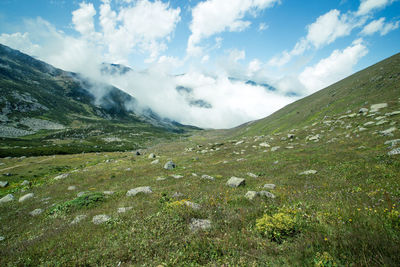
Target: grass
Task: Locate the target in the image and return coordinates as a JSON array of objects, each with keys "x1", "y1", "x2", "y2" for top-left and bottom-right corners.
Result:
[{"x1": 0, "y1": 53, "x2": 399, "y2": 265}]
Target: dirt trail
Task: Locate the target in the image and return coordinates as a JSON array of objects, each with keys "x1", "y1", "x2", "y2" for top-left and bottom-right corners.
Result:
[{"x1": 0, "y1": 157, "x2": 53, "y2": 172}]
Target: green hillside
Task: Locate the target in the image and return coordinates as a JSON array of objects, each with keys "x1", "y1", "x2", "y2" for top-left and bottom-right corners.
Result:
[{"x1": 0, "y1": 53, "x2": 399, "y2": 266}]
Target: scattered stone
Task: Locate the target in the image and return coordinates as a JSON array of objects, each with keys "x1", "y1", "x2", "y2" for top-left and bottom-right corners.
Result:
[
  {"x1": 235, "y1": 140, "x2": 244, "y2": 145},
  {"x1": 385, "y1": 111, "x2": 400, "y2": 117},
  {"x1": 77, "y1": 191, "x2": 88, "y2": 197},
  {"x1": 192, "y1": 173, "x2": 198, "y2": 177},
  {"x1": 156, "y1": 177, "x2": 167, "y2": 181},
  {"x1": 271, "y1": 146, "x2": 280, "y2": 152},
  {"x1": 183, "y1": 200, "x2": 201, "y2": 210},
  {"x1": 125, "y1": 168, "x2": 132, "y2": 171},
  {"x1": 172, "y1": 192, "x2": 185, "y2": 198},
  {"x1": 388, "y1": 148, "x2": 400, "y2": 156},
  {"x1": 71, "y1": 215, "x2": 87, "y2": 224},
  {"x1": 380, "y1": 127, "x2": 397, "y2": 136},
  {"x1": 236, "y1": 158, "x2": 246, "y2": 162},
  {"x1": 375, "y1": 116, "x2": 386, "y2": 121},
  {"x1": 245, "y1": 191, "x2": 259, "y2": 200},
  {"x1": 348, "y1": 113, "x2": 357, "y2": 118},
  {"x1": 67, "y1": 186, "x2": 76, "y2": 191},
  {"x1": 151, "y1": 159, "x2": 160, "y2": 164},
  {"x1": 189, "y1": 218, "x2": 212, "y2": 231},
  {"x1": 135, "y1": 151, "x2": 141, "y2": 156},
  {"x1": 364, "y1": 121, "x2": 375, "y2": 126},
  {"x1": 385, "y1": 139, "x2": 400, "y2": 147},
  {"x1": 259, "y1": 142, "x2": 270, "y2": 147},
  {"x1": 0, "y1": 181, "x2": 8, "y2": 188},
  {"x1": 164, "y1": 161, "x2": 176, "y2": 170},
  {"x1": 171, "y1": 174, "x2": 183, "y2": 179},
  {"x1": 273, "y1": 161, "x2": 279, "y2": 165},
  {"x1": 263, "y1": 184, "x2": 276, "y2": 190},
  {"x1": 103, "y1": 191, "x2": 114, "y2": 195},
  {"x1": 148, "y1": 153, "x2": 156, "y2": 159},
  {"x1": 0, "y1": 194, "x2": 14, "y2": 203},
  {"x1": 126, "y1": 186, "x2": 152, "y2": 196},
  {"x1": 29, "y1": 208, "x2": 43, "y2": 216},
  {"x1": 358, "y1": 127, "x2": 367, "y2": 132},
  {"x1": 370, "y1": 103, "x2": 388, "y2": 113},
  {"x1": 286, "y1": 146, "x2": 294, "y2": 149},
  {"x1": 0, "y1": 236, "x2": 4, "y2": 241},
  {"x1": 307, "y1": 134, "x2": 321, "y2": 142},
  {"x1": 54, "y1": 173, "x2": 70, "y2": 180},
  {"x1": 19, "y1": 193, "x2": 34, "y2": 202},
  {"x1": 247, "y1": 172, "x2": 258, "y2": 178},
  {"x1": 92, "y1": 214, "x2": 111, "y2": 225},
  {"x1": 376, "y1": 120, "x2": 388, "y2": 126},
  {"x1": 226, "y1": 177, "x2": 245, "y2": 188},
  {"x1": 201, "y1": 174, "x2": 215, "y2": 181},
  {"x1": 288, "y1": 133, "x2": 295, "y2": 139},
  {"x1": 117, "y1": 207, "x2": 133, "y2": 213},
  {"x1": 299, "y1": 170, "x2": 317, "y2": 175},
  {"x1": 359, "y1": 108, "x2": 368, "y2": 114},
  {"x1": 259, "y1": 191, "x2": 276, "y2": 198}
]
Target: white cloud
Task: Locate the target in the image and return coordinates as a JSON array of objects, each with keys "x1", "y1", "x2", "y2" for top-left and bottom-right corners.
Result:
[
  {"x1": 247, "y1": 59, "x2": 262, "y2": 76},
  {"x1": 356, "y1": 0, "x2": 397, "y2": 16},
  {"x1": 299, "y1": 39, "x2": 368, "y2": 94},
  {"x1": 72, "y1": 2, "x2": 97, "y2": 37},
  {"x1": 0, "y1": 32, "x2": 40, "y2": 55},
  {"x1": 187, "y1": 0, "x2": 280, "y2": 56},
  {"x1": 268, "y1": 9, "x2": 356, "y2": 67},
  {"x1": 361, "y1": 17, "x2": 399, "y2": 35},
  {"x1": 258, "y1": 22, "x2": 269, "y2": 31}
]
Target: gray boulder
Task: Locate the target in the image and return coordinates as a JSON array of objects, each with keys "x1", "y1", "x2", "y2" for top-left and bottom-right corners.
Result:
[
  {"x1": 171, "y1": 174, "x2": 183, "y2": 179},
  {"x1": 201, "y1": 174, "x2": 215, "y2": 181},
  {"x1": 117, "y1": 207, "x2": 133, "y2": 213},
  {"x1": 151, "y1": 159, "x2": 160, "y2": 164},
  {"x1": 19, "y1": 193, "x2": 34, "y2": 203},
  {"x1": 263, "y1": 184, "x2": 276, "y2": 190},
  {"x1": 259, "y1": 191, "x2": 276, "y2": 198},
  {"x1": 77, "y1": 191, "x2": 88, "y2": 197},
  {"x1": 29, "y1": 208, "x2": 43, "y2": 216},
  {"x1": 71, "y1": 215, "x2": 87, "y2": 224},
  {"x1": 54, "y1": 173, "x2": 70, "y2": 180},
  {"x1": 388, "y1": 148, "x2": 400, "y2": 156},
  {"x1": 0, "y1": 194, "x2": 14, "y2": 203},
  {"x1": 359, "y1": 108, "x2": 368, "y2": 114},
  {"x1": 126, "y1": 186, "x2": 152, "y2": 196},
  {"x1": 172, "y1": 192, "x2": 185, "y2": 198},
  {"x1": 385, "y1": 139, "x2": 400, "y2": 147},
  {"x1": 370, "y1": 103, "x2": 388, "y2": 113},
  {"x1": 183, "y1": 200, "x2": 201, "y2": 210},
  {"x1": 226, "y1": 177, "x2": 245, "y2": 188},
  {"x1": 0, "y1": 181, "x2": 8, "y2": 188},
  {"x1": 164, "y1": 161, "x2": 176, "y2": 170},
  {"x1": 148, "y1": 153, "x2": 156, "y2": 159},
  {"x1": 103, "y1": 191, "x2": 114, "y2": 195},
  {"x1": 299, "y1": 170, "x2": 317, "y2": 175},
  {"x1": 247, "y1": 172, "x2": 258, "y2": 178},
  {"x1": 189, "y1": 218, "x2": 212, "y2": 231},
  {"x1": 0, "y1": 236, "x2": 4, "y2": 241},
  {"x1": 380, "y1": 127, "x2": 397, "y2": 136},
  {"x1": 245, "y1": 191, "x2": 258, "y2": 200},
  {"x1": 21, "y1": 180, "x2": 31, "y2": 186},
  {"x1": 92, "y1": 214, "x2": 111, "y2": 224},
  {"x1": 67, "y1": 186, "x2": 76, "y2": 191}
]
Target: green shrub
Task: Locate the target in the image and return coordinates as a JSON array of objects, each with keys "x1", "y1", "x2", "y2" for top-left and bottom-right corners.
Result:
[
  {"x1": 314, "y1": 252, "x2": 338, "y2": 267},
  {"x1": 48, "y1": 192, "x2": 105, "y2": 216}
]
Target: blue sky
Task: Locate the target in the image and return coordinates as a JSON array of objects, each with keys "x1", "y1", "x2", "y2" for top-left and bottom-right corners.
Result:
[{"x1": 0, "y1": 0, "x2": 399, "y2": 128}]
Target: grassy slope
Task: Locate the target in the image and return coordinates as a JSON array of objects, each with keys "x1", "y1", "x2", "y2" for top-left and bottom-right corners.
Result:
[{"x1": 0, "y1": 54, "x2": 400, "y2": 266}]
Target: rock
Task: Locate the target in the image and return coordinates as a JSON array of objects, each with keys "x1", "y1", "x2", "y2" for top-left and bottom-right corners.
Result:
[
  {"x1": 151, "y1": 159, "x2": 160, "y2": 164},
  {"x1": 92, "y1": 214, "x2": 111, "y2": 224},
  {"x1": 0, "y1": 236, "x2": 4, "y2": 241},
  {"x1": 67, "y1": 186, "x2": 76, "y2": 191},
  {"x1": 189, "y1": 218, "x2": 212, "y2": 231},
  {"x1": 226, "y1": 177, "x2": 245, "y2": 188},
  {"x1": 376, "y1": 120, "x2": 388, "y2": 126},
  {"x1": 201, "y1": 174, "x2": 215, "y2": 181},
  {"x1": 125, "y1": 168, "x2": 132, "y2": 171},
  {"x1": 135, "y1": 151, "x2": 141, "y2": 156},
  {"x1": 263, "y1": 184, "x2": 276, "y2": 190},
  {"x1": 271, "y1": 146, "x2": 280, "y2": 152},
  {"x1": 359, "y1": 108, "x2": 368, "y2": 114},
  {"x1": 247, "y1": 172, "x2": 258, "y2": 178},
  {"x1": 192, "y1": 173, "x2": 198, "y2": 177},
  {"x1": 375, "y1": 116, "x2": 386, "y2": 121},
  {"x1": 54, "y1": 173, "x2": 70, "y2": 180},
  {"x1": 0, "y1": 194, "x2": 14, "y2": 203},
  {"x1": 21, "y1": 180, "x2": 31, "y2": 186},
  {"x1": 103, "y1": 191, "x2": 114, "y2": 195},
  {"x1": 273, "y1": 160, "x2": 279, "y2": 165},
  {"x1": 380, "y1": 127, "x2": 397, "y2": 136},
  {"x1": 77, "y1": 191, "x2": 88, "y2": 197},
  {"x1": 245, "y1": 191, "x2": 258, "y2": 200},
  {"x1": 259, "y1": 142, "x2": 270, "y2": 147},
  {"x1": 156, "y1": 177, "x2": 167, "y2": 181},
  {"x1": 385, "y1": 139, "x2": 400, "y2": 147},
  {"x1": 171, "y1": 174, "x2": 183, "y2": 179},
  {"x1": 0, "y1": 181, "x2": 8, "y2": 188},
  {"x1": 19, "y1": 193, "x2": 34, "y2": 202},
  {"x1": 385, "y1": 111, "x2": 400, "y2": 117},
  {"x1": 183, "y1": 201, "x2": 201, "y2": 210},
  {"x1": 388, "y1": 148, "x2": 400, "y2": 156},
  {"x1": 287, "y1": 133, "x2": 295, "y2": 139},
  {"x1": 29, "y1": 208, "x2": 43, "y2": 216},
  {"x1": 348, "y1": 113, "x2": 357, "y2": 118},
  {"x1": 358, "y1": 127, "x2": 367, "y2": 132},
  {"x1": 71, "y1": 215, "x2": 87, "y2": 224},
  {"x1": 307, "y1": 134, "x2": 320, "y2": 142},
  {"x1": 117, "y1": 207, "x2": 133, "y2": 213},
  {"x1": 299, "y1": 170, "x2": 317, "y2": 175},
  {"x1": 364, "y1": 121, "x2": 375, "y2": 126},
  {"x1": 164, "y1": 161, "x2": 176, "y2": 170},
  {"x1": 259, "y1": 191, "x2": 276, "y2": 198},
  {"x1": 235, "y1": 140, "x2": 244, "y2": 145},
  {"x1": 148, "y1": 153, "x2": 156, "y2": 159},
  {"x1": 126, "y1": 186, "x2": 152, "y2": 196},
  {"x1": 172, "y1": 192, "x2": 185, "y2": 198},
  {"x1": 370, "y1": 103, "x2": 388, "y2": 113}
]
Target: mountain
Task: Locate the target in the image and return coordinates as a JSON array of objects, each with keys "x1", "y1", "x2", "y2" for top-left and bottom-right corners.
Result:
[{"x1": 0, "y1": 44, "x2": 198, "y2": 156}]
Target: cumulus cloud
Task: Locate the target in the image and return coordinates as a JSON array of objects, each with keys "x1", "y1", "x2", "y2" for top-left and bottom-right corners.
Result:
[
  {"x1": 0, "y1": 32, "x2": 40, "y2": 55},
  {"x1": 356, "y1": 0, "x2": 397, "y2": 16},
  {"x1": 72, "y1": 2, "x2": 97, "y2": 37},
  {"x1": 268, "y1": 9, "x2": 356, "y2": 67},
  {"x1": 361, "y1": 17, "x2": 399, "y2": 35},
  {"x1": 299, "y1": 39, "x2": 368, "y2": 94},
  {"x1": 187, "y1": 0, "x2": 280, "y2": 56},
  {"x1": 258, "y1": 22, "x2": 269, "y2": 31}
]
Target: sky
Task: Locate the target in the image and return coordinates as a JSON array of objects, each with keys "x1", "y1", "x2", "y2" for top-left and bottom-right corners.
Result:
[{"x1": 0, "y1": 0, "x2": 399, "y2": 129}]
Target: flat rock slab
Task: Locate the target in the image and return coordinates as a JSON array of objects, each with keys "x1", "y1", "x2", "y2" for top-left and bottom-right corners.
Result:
[
  {"x1": 0, "y1": 181, "x2": 9, "y2": 188},
  {"x1": 117, "y1": 207, "x2": 133, "y2": 213},
  {"x1": 201, "y1": 174, "x2": 215, "y2": 181},
  {"x1": 148, "y1": 153, "x2": 156, "y2": 159},
  {"x1": 21, "y1": 180, "x2": 31, "y2": 186},
  {"x1": 189, "y1": 219, "x2": 212, "y2": 231},
  {"x1": 263, "y1": 184, "x2": 276, "y2": 190},
  {"x1": 92, "y1": 215, "x2": 111, "y2": 225},
  {"x1": 385, "y1": 139, "x2": 400, "y2": 147},
  {"x1": 226, "y1": 177, "x2": 245, "y2": 188},
  {"x1": 380, "y1": 127, "x2": 397, "y2": 136},
  {"x1": 299, "y1": 170, "x2": 317, "y2": 175},
  {"x1": 183, "y1": 201, "x2": 201, "y2": 210},
  {"x1": 71, "y1": 215, "x2": 87, "y2": 224},
  {"x1": 0, "y1": 194, "x2": 14, "y2": 203},
  {"x1": 19, "y1": 193, "x2": 34, "y2": 203},
  {"x1": 151, "y1": 159, "x2": 160, "y2": 164},
  {"x1": 103, "y1": 191, "x2": 114, "y2": 195},
  {"x1": 126, "y1": 186, "x2": 152, "y2": 196},
  {"x1": 54, "y1": 173, "x2": 70, "y2": 180},
  {"x1": 245, "y1": 191, "x2": 258, "y2": 200},
  {"x1": 29, "y1": 208, "x2": 43, "y2": 216},
  {"x1": 68, "y1": 186, "x2": 76, "y2": 191},
  {"x1": 259, "y1": 191, "x2": 276, "y2": 199},
  {"x1": 171, "y1": 175, "x2": 184, "y2": 179},
  {"x1": 247, "y1": 172, "x2": 258, "y2": 178},
  {"x1": 370, "y1": 103, "x2": 388, "y2": 113},
  {"x1": 388, "y1": 148, "x2": 400, "y2": 156},
  {"x1": 164, "y1": 161, "x2": 176, "y2": 170}
]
